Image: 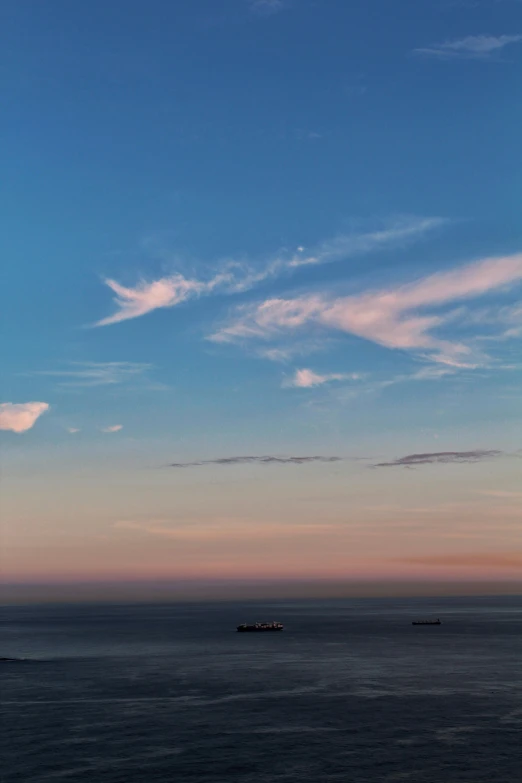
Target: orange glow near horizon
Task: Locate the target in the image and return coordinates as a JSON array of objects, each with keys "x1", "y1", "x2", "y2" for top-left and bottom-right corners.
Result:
[{"x1": 2, "y1": 445, "x2": 521, "y2": 594}]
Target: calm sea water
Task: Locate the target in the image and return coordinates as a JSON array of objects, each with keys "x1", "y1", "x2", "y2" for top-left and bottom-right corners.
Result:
[{"x1": 1, "y1": 597, "x2": 521, "y2": 782}]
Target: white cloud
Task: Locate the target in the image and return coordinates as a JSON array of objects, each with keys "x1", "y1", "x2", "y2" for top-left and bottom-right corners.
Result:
[
  {"x1": 99, "y1": 424, "x2": 123, "y2": 433},
  {"x1": 285, "y1": 368, "x2": 363, "y2": 388},
  {"x1": 414, "y1": 34, "x2": 522, "y2": 59},
  {"x1": 259, "y1": 347, "x2": 296, "y2": 362},
  {"x1": 295, "y1": 129, "x2": 324, "y2": 141},
  {"x1": 287, "y1": 217, "x2": 447, "y2": 269},
  {"x1": 248, "y1": 0, "x2": 286, "y2": 15},
  {"x1": 258, "y1": 337, "x2": 333, "y2": 363},
  {"x1": 325, "y1": 365, "x2": 459, "y2": 405},
  {"x1": 0, "y1": 402, "x2": 49, "y2": 433},
  {"x1": 211, "y1": 252, "x2": 522, "y2": 367},
  {"x1": 366, "y1": 366, "x2": 457, "y2": 394},
  {"x1": 94, "y1": 216, "x2": 446, "y2": 326},
  {"x1": 409, "y1": 366, "x2": 456, "y2": 380},
  {"x1": 67, "y1": 427, "x2": 80, "y2": 434},
  {"x1": 496, "y1": 303, "x2": 522, "y2": 338},
  {"x1": 35, "y1": 362, "x2": 152, "y2": 387}
]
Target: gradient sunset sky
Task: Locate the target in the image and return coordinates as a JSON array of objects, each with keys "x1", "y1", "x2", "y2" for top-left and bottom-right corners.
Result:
[{"x1": 1, "y1": 0, "x2": 521, "y2": 593}]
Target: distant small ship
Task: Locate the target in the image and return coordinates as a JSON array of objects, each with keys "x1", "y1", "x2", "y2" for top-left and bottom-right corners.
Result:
[
  {"x1": 412, "y1": 619, "x2": 442, "y2": 626},
  {"x1": 237, "y1": 622, "x2": 283, "y2": 632}
]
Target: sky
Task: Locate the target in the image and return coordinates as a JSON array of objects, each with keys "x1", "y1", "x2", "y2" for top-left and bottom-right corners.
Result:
[{"x1": 1, "y1": 0, "x2": 521, "y2": 596}]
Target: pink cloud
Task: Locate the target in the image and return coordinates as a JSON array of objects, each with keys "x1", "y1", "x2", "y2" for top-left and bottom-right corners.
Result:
[
  {"x1": 99, "y1": 424, "x2": 123, "y2": 433},
  {"x1": 113, "y1": 519, "x2": 341, "y2": 541},
  {"x1": 401, "y1": 553, "x2": 522, "y2": 570},
  {"x1": 212, "y1": 296, "x2": 325, "y2": 342},
  {"x1": 211, "y1": 252, "x2": 522, "y2": 366},
  {"x1": 95, "y1": 275, "x2": 208, "y2": 326},
  {"x1": 0, "y1": 402, "x2": 49, "y2": 433},
  {"x1": 286, "y1": 368, "x2": 362, "y2": 388},
  {"x1": 95, "y1": 217, "x2": 445, "y2": 327}
]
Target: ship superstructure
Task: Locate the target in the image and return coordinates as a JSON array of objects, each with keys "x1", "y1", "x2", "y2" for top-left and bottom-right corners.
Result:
[{"x1": 237, "y1": 621, "x2": 283, "y2": 632}]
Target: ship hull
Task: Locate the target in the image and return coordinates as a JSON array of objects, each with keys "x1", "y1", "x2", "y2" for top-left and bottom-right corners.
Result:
[
  {"x1": 412, "y1": 621, "x2": 441, "y2": 626},
  {"x1": 237, "y1": 624, "x2": 283, "y2": 632}
]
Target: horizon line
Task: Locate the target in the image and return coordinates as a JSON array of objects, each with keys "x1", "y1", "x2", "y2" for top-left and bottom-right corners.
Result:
[{"x1": 2, "y1": 578, "x2": 521, "y2": 605}]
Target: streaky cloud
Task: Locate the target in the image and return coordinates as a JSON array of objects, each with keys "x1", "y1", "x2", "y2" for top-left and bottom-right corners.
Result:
[
  {"x1": 399, "y1": 553, "x2": 522, "y2": 569},
  {"x1": 288, "y1": 217, "x2": 447, "y2": 269},
  {"x1": 478, "y1": 490, "x2": 522, "y2": 499},
  {"x1": 94, "y1": 274, "x2": 225, "y2": 327},
  {"x1": 373, "y1": 450, "x2": 502, "y2": 468},
  {"x1": 248, "y1": 0, "x2": 286, "y2": 15},
  {"x1": 113, "y1": 519, "x2": 340, "y2": 541},
  {"x1": 0, "y1": 402, "x2": 49, "y2": 434},
  {"x1": 99, "y1": 424, "x2": 123, "y2": 433},
  {"x1": 94, "y1": 216, "x2": 446, "y2": 326},
  {"x1": 211, "y1": 252, "x2": 522, "y2": 368},
  {"x1": 169, "y1": 455, "x2": 344, "y2": 468},
  {"x1": 414, "y1": 34, "x2": 522, "y2": 59},
  {"x1": 34, "y1": 361, "x2": 152, "y2": 387},
  {"x1": 284, "y1": 368, "x2": 363, "y2": 388}
]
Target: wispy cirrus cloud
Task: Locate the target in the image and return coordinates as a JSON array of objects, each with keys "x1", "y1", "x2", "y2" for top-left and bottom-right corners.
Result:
[
  {"x1": 287, "y1": 217, "x2": 447, "y2": 269},
  {"x1": 99, "y1": 424, "x2": 123, "y2": 433},
  {"x1": 169, "y1": 454, "x2": 343, "y2": 468},
  {"x1": 302, "y1": 365, "x2": 462, "y2": 410},
  {"x1": 470, "y1": 302, "x2": 522, "y2": 340},
  {"x1": 284, "y1": 368, "x2": 364, "y2": 388},
  {"x1": 248, "y1": 0, "x2": 287, "y2": 15},
  {"x1": 414, "y1": 34, "x2": 522, "y2": 59},
  {"x1": 407, "y1": 366, "x2": 457, "y2": 381},
  {"x1": 113, "y1": 518, "x2": 340, "y2": 541},
  {"x1": 227, "y1": 216, "x2": 443, "y2": 292},
  {"x1": 0, "y1": 402, "x2": 49, "y2": 433},
  {"x1": 94, "y1": 216, "x2": 446, "y2": 326},
  {"x1": 211, "y1": 252, "x2": 522, "y2": 368},
  {"x1": 372, "y1": 364, "x2": 457, "y2": 390},
  {"x1": 399, "y1": 553, "x2": 522, "y2": 569},
  {"x1": 498, "y1": 304, "x2": 522, "y2": 338},
  {"x1": 305, "y1": 365, "x2": 458, "y2": 403},
  {"x1": 94, "y1": 274, "x2": 228, "y2": 327},
  {"x1": 34, "y1": 362, "x2": 152, "y2": 387},
  {"x1": 373, "y1": 450, "x2": 502, "y2": 468},
  {"x1": 477, "y1": 490, "x2": 522, "y2": 499}
]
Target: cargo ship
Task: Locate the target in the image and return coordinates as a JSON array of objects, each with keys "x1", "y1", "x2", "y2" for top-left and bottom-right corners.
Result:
[
  {"x1": 237, "y1": 622, "x2": 283, "y2": 632},
  {"x1": 412, "y1": 619, "x2": 441, "y2": 626}
]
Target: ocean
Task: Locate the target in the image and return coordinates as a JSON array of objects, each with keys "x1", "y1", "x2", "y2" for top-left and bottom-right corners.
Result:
[{"x1": 1, "y1": 597, "x2": 521, "y2": 782}]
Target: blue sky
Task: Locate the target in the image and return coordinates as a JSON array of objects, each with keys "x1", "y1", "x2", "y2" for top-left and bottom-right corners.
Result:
[{"x1": 1, "y1": 0, "x2": 521, "y2": 587}]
